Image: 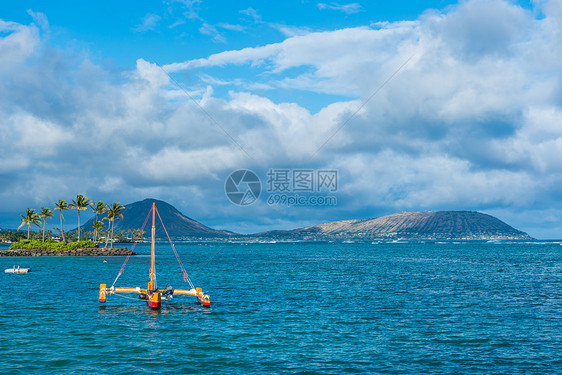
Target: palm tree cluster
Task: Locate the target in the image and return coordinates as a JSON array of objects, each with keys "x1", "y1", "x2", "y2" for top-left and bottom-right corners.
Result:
[{"x1": 18, "y1": 195, "x2": 125, "y2": 248}]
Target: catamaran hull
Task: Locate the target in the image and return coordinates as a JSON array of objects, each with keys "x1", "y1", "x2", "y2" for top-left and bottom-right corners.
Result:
[
  {"x1": 197, "y1": 295, "x2": 211, "y2": 307},
  {"x1": 98, "y1": 202, "x2": 211, "y2": 309},
  {"x1": 147, "y1": 291, "x2": 161, "y2": 309}
]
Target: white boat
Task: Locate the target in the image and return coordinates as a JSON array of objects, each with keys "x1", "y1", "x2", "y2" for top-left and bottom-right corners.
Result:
[{"x1": 5, "y1": 265, "x2": 31, "y2": 273}]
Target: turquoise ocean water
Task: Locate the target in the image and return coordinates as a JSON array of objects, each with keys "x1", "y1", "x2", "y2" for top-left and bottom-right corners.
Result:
[{"x1": 1, "y1": 241, "x2": 561, "y2": 374}]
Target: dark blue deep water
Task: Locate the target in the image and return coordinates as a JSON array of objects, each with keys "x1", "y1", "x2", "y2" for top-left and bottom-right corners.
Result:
[{"x1": 1, "y1": 241, "x2": 561, "y2": 374}]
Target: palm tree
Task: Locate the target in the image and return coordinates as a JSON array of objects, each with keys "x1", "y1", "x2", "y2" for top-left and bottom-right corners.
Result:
[
  {"x1": 40, "y1": 207, "x2": 53, "y2": 242},
  {"x1": 93, "y1": 221, "x2": 105, "y2": 245},
  {"x1": 133, "y1": 229, "x2": 145, "y2": 242},
  {"x1": 91, "y1": 201, "x2": 106, "y2": 243},
  {"x1": 17, "y1": 208, "x2": 41, "y2": 240},
  {"x1": 105, "y1": 202, "x2": 125, "y2": 249},
  {"x1": 70, "y1": 194, "x2": 92, "y2": 241},
  {"x1": 54, "y1": 200, "x2": 69, "y2": 243}
]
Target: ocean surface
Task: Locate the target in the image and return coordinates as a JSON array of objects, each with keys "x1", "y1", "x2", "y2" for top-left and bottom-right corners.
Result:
[{"x1": 1, "y1": 241, "x2": 561, "y2": 374}]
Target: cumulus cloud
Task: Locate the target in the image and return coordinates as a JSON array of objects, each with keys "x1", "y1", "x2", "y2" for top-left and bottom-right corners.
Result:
[
  {"x1": 1, "y1": 0, "x2": 562, "y2": 236},
  {"x1": 0, "y1": 19, "x2": 40, "y2": 69}
]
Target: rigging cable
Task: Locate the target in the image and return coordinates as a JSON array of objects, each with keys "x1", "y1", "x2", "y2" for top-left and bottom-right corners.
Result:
[
  {"x1": 155, "y1": 206, "x2": 195, "y2": 290},
  {"x1": 111, "y1": 207, "x2": 153, "y2": 288}
]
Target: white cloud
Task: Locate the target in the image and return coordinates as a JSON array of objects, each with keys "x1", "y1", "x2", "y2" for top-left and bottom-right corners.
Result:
[
  {"x1": 240, "y1": 7, "x2": 261, "y2": 22},
  {"x1": 26, "y1": 9, "x2": 49, "y2": 32},
  {"x1": 141, "y1": 146, "x2": 245, "y2": 182},
  {"x1": 165, "y1": 25, "x2": 420, "y2": 98},
  {"x1": 164, "y1": 43, "x2": 280, "y2": 71},
  {"x1": 199, "y1": 23, "x2": 226, "y2": 43},
  {"x1": 168, "y1": 0, "x2": 202, "y2": 20},
  {"x1": 0, "y1": 20, "x2": 40, "y2": 69},
  {"x1": 336, "y1": 151, "x2": 538, "y2": 210},
  {"x1": 2, "y1": 0, "x2": 562, "y2": 237},
  {"x1": 197, "y1": 22, "x2": 245, "y2": 43},
  {"x1": 270, "y1": 24, "x2": 313, "y2": 37},
  {"x1": 317, "y1": 2, "x2": 364, "y2": 14},
  {"x1": 99, "y1": 177, "x2": 125, "y2": 192},
  {"x1": 11, "y1": 113, "x2": 73, "y2": 156},
  {"x1": 135, "y1": 58, "x2": 170, "y2": 88},
  {"x1": 431, "y1": 0, "x2": 530, "y2": 60},
  {"x1": 495, "y1": 107, "x2": 562, "y2": 172},
  {"x1": 217, "y1": 23, "x2": 244, "y2": 32},
  {"x1": 134, "y1": 13, "x2": 161, "y2": 32}
]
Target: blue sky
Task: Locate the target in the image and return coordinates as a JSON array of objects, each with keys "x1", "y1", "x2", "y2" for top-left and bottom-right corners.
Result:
[{"x1": 1, "y1": 0, "x2": 562, "y2": 238}]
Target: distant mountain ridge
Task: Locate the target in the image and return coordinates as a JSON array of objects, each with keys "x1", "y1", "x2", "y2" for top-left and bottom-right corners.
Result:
[
  {"x1": 260, "y1": 211, "x2": 532, "y2": 240},
  {"x1": 84, "y1": 201, "x2": 530, "y2": 240},
  {"x1": 83, "y1": 198, "x2": 232, "y2": 238}
]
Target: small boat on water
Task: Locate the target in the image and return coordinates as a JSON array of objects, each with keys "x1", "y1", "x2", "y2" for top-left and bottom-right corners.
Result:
[
  {"x1": 5, "y1": 265, "x2": 31, "y2": 273},
  {"x1": 99, "y1": 202, "x2": 211, "y2": 309}
]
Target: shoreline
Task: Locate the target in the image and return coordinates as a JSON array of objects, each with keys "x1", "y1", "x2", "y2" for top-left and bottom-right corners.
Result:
[{"x1": 0, "y1": 247, "x2": 135, "y2": 257}]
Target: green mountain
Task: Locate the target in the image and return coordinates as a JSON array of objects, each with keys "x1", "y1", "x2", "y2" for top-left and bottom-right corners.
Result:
[
  {"x1": 83, "y1": 198, "x2": 233, "y2": 238},
  {"x1": 260, "y1": 211, "x2": 532, "y2": 240}
]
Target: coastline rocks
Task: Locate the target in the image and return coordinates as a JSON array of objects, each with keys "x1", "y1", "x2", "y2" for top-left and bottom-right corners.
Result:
[{"x1": 0, "y1": 247, "x2": 135, "y2": 257}]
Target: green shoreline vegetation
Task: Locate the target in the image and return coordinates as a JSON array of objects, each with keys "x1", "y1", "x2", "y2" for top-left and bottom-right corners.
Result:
[
  {"x1": 2, "y1": 194, "x2": 128, "y2": 251},
  {"x1": 9, "y1": 239, "x2": 96, "y2": 251}
]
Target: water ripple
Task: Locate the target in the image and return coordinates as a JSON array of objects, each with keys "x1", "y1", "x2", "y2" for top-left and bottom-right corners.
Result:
[{"x1": 0, "y1": 242, "x2": 561, "y2": 373}]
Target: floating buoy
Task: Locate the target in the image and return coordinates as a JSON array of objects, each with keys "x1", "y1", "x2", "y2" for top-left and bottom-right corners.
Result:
[
  {"x1": 99, "y1": 284, "x2": 106, "y2": 302},
  {"x1": 5, "y1": 266, "x2": 31, "y2": 273}
]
